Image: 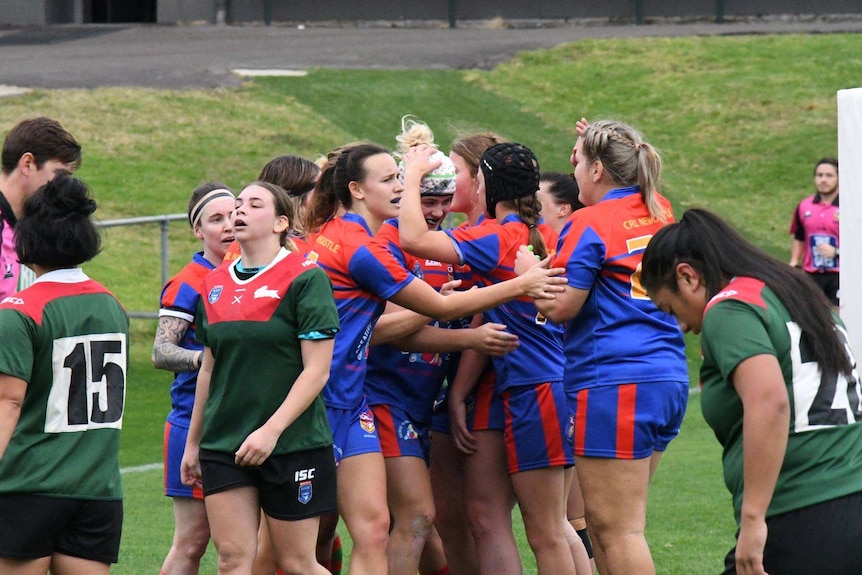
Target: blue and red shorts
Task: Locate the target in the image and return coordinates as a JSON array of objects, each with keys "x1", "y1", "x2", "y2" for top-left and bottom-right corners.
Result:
[
  {"x1": 326, "y1": 398, "x2": 382, "y2": 465},
  {"x1": 164, "y1": 421, "x2": 203, "y2": 499},
  {"x1": 469, "y1": 369, "x2": 504, "y2": 431},
  {"x1": 570, "y1": 381, "x2": 688, "y2": 459},
  {"x1": 371, "y1": 403, "x2": 431, "y2": 463},
  {"x1": 501, "y1": 381, "x2": 574, "y2": 474},
  {"x1": 431, "y1": 368, "x2": 504, "y2": 434}
]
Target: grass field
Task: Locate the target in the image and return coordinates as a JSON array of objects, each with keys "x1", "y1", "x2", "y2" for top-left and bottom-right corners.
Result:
[
  {"x1": 116, "y1": 394, "x2": 732, "y2": 575},
  {"x1": 1, "y1": 31, "x2": 858, "y2": 573}
]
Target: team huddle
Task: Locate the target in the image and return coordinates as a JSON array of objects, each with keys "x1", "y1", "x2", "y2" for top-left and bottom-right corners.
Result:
[{"x1": 1, "y1": 116, "x2": 861, "y2": 575}]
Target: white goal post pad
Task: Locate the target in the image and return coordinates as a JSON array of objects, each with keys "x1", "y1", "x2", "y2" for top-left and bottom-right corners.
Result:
[{"x1": 838, "y1": 88, "x2": 862, "y2": 353}]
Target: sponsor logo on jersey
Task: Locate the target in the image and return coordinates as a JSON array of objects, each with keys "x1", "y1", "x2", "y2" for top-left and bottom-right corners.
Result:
[
  {"x1": 711, "y1": 289, "x2": 738, "y2": 303},
  {"x1": 298, "y1": 480, "x2": 313, "y2": 504},
  {"x1": 355, "y1": 322, "x2": 373, "y2": 360},
  {"x1": 359, "y1": 409, "x2": 376, "y2": 434},
  {"x1": 412, "y1": 261, "x2": 424, "y2": 280},
  {"x1": 254, "y1": 285, "x2": 280, "y2": 299},
  {"x1": 398, "y1": 420, "x2": 419, "y2": 440},
  {"x1": 409, "y1": 351, "x2": 443, "y2": 366},
  {"x1": 1, "y1": 296, "x2": 24, "y2": 305},
  {"x1": 306, "y1": 250, "x2": 319, "y2": 263},
  {"x1": 314, "y1": 234, "x2": 341, "y2": 253},
  {"x1": 208, "y1": 285, "x2": 223, "y2": 303},
  {"x1": 302, "y1": 259, "x2": 315, "y2": 267}
]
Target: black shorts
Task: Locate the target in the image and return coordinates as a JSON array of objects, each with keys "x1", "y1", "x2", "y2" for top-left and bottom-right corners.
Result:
[
  {"x1": 807, "y1": 271, "x2": 839, "y2": 306},
  {"x1": 199, "y1": 446, "x2": 337, "y2": 521},
  {"x1": 0, "y1": 493, "x2": 122, "y2": 563},
  {"x1": 722, "y1": 491, "x2": 862, "y2": 575}
]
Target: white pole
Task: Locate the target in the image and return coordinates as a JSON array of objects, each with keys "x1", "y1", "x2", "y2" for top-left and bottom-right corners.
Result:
[{"x1": 837, "y1": 88, "x2": 862, "y2": 352}]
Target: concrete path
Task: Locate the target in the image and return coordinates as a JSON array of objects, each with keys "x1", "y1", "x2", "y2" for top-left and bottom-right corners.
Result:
[{"x1": 1, "y1": 18, "x2": 860, "y2": 90}]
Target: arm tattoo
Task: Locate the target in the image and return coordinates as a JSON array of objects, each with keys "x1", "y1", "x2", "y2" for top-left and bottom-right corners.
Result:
[{"x1": 153, "y1": 316, "x2": 200, "y2": 373}]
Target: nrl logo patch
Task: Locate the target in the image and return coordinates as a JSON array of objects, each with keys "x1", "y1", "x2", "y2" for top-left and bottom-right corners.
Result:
[
  {"x1": 208, "y1": 285, "x2": 223, "y2": 304},
  {"x1": 359, "y1": 409, "x2": 376, "y2": 434},
  {"x1": 298, "y1": 481, "x2": 312, "y2": 504}
]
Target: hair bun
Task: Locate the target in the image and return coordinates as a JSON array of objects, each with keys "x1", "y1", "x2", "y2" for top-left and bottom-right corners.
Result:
[
  {"x1": 26, "y1": 173, "x2": 97, "y2": 221},
  {"x1": 396, "y1": 115, "x2": 436, "y2": 153},
  {"x1": 16, "y1": 172, "x2": 101, "y2": 268}
]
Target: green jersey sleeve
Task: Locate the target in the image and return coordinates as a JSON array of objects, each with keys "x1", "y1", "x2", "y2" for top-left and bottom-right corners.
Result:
[
  {"x1": 702, "y1": 299, "x2": 777, "y2": 386},
  {"x1": 0, "y1": 309, "x2": 35, "y2": 381},
  {"x1": 293, "y1": 267, "x2": 340, "y2": 340}
]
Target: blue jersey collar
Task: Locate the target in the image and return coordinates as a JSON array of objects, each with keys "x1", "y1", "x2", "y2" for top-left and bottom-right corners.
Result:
[
  {"x1": 342, "y1": 212, "x2": 374, "y2": 235},
  {"x1": 602, "y1": 185, "x2": 640, "y2": 202},
  {"x1": 499, "y1": 213, "x2": 546, "y2": 226},
  {"x1": 193, "y1": 251, "x2": 217, "y2": 270}
]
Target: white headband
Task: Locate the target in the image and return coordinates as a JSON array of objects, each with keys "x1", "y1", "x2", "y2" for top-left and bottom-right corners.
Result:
[{"x1": 189, "y1": 189, "x2": 234, "y2": 228}]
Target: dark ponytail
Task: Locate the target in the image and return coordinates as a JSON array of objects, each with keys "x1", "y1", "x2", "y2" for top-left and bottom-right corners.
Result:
[
  {"x1": 306, "y1": 143, "x2": 389, "y2": 233},
  {"x1": 642, "y1": 208, "x2": 851, "y2": 376}
]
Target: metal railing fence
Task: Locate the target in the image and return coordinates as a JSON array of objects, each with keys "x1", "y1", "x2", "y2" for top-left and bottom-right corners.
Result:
[{"x1": 98, "y1": 213, "x2": 186, "y2": 319}]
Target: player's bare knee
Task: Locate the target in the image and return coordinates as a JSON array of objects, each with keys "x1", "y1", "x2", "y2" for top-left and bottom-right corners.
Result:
[{"x1": 410, "y1": 512, "x2": 435, "y2": 538}]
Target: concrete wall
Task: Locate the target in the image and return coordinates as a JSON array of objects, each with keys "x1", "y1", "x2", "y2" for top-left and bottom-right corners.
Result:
[
  {"x1": 2, "y1": 0, "x2": 46, "y2": 25},
  {"x1": 156, "y1": 0, "x2": 215, "y2": 23},
  {"x1": 1, "y1": 0, "x2": 860, "y2": 25},
  {"x1": 725, "y1": 0, "x2": 860, "y2": 17},
  {"x1": 225, "y1": 0, "x2": 862, "y2": 25}
]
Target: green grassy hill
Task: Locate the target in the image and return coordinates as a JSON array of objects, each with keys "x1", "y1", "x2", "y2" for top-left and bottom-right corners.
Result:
[{"x1": 1, "y1": 32, "x2": 857, "y2": 573}]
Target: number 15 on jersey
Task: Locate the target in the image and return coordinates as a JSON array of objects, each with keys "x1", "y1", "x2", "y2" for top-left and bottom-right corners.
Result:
[{"x1": 46, "y1": 333, "x2": 127, "y2": 433}]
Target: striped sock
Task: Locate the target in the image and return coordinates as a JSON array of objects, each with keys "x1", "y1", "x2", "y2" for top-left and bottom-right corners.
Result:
[{"x1": 329, "y1": 534, "x2": 343, "y2": 575}]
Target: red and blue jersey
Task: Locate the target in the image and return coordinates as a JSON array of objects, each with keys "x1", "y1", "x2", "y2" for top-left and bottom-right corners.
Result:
[
  {"x1": 306, "y1": 213, "x2": 415, "y2": 409},
  {"x1": 445, "y1": 214, "x2": 564, "y2": 392},
  {"x1": 789, "y1": 194, "x2": 840, "y2": 273},
  {"x1": 159, "y1": 252, "x2": 215, "y2": 427},
  {"x1": 553, "y1": 186, "x2": 687, "y2": 391},
  {"x1": 223, "y1": 241, "x2": 241, "y2": 264},
  {"x1": 365, "y1": 219, "x2": 470, "y2": 425}
]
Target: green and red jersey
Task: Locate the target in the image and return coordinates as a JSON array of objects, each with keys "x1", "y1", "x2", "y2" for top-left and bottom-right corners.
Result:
[
  {"x1": 196, "y1": 248, "x2": 339, "y2": 455},
  {"x1": 700, "y1": 276, "x2": 862, "y2": 523},
  {"x1": 0, "y1": 268, "x2": 129, "y2": 500}
]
